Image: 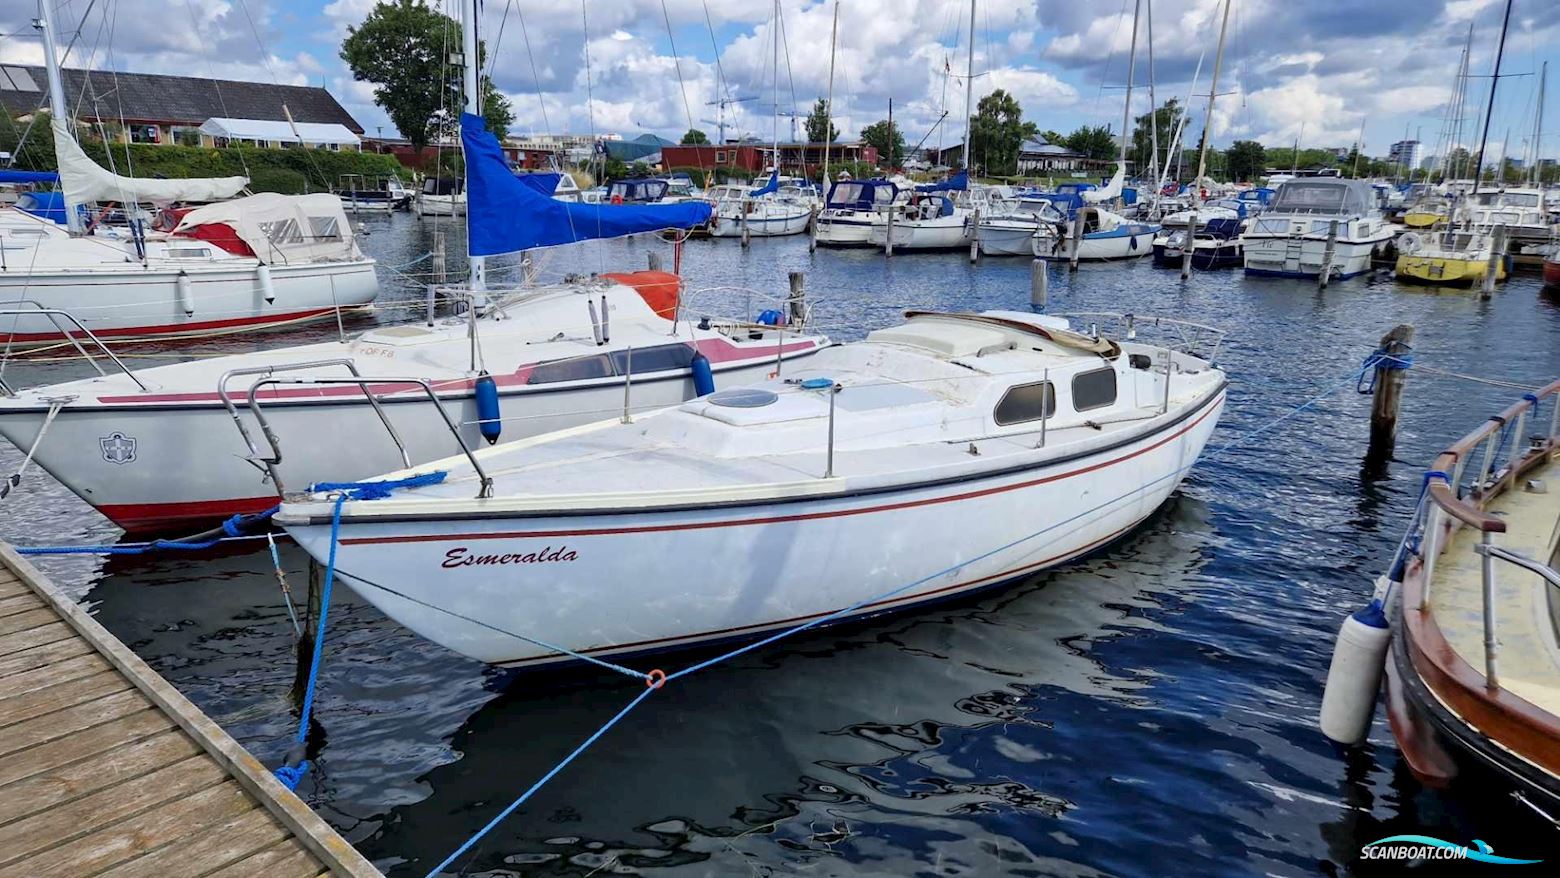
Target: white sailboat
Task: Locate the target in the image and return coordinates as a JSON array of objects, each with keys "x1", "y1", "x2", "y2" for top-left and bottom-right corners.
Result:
[
  {"x1": 0, "y1": 0, "x2": 379, "y2": 344},
  {"x1": 276, "y1": 310, "x2": 1228, "y2": 668}
]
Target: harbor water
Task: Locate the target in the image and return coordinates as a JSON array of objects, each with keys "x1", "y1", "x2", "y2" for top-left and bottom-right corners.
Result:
[{"x1": 3, "y1": 212, "x2": 1558, "y2": 876}]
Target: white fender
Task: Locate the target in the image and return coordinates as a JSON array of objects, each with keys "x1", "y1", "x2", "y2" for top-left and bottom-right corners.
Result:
[
  {"x1": 175, "y1": 270, "x2": 194, "y2": 316},
  {"x1": 256, "y1": 263, "x2": 275, "y2": 304},
  {"x1": 1319, "y1": 591, "x2": 1393, "y2": 745},
  {"x1": 1395, "y1": 231, "x2": 1422, "y2": 256}
]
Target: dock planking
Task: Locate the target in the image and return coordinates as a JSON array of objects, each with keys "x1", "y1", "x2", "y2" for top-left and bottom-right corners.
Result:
[{"x1": 0, "y1": 545, "x2": 382, "y2": 878}]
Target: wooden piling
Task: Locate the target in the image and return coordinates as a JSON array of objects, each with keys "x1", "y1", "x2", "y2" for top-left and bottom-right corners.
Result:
[
  {"x1": 1179, "y1": 211, "x2": 1196, "y2": 280},
  {"x1": 807, "y1": 205, "x2": 819, "y2": 252},
  {"x1": 1069, "y1": 214, "x2": 1083, "y2": 271},
  {"x1": 432, "y1": 233, "x2": 447, "y2": 284},
  {"x1": 291, "y1": 560, "x2": 323, "y2": 709},
  {"x1": 884, "y1": 208, "x2": 895, "y2": 257},
  {"x1": 741, "y1": 203, "x2": 751, "y2": 248},
  {"x1": 1030, "y1": 259, "x2": 1047, "y2": 308},
  {"x1": 1367, "y1": 324, "x2": 1415, "y2": 462},
  {"x1": 1481, "y1": 225, "x2": 1504, "y2": 300},
  {"x1": 787, "y1": 272, "x2": 806, "y2": 324},
  {"x1": 969, "y1": 208, "x2": 981, "y2": 263},
  {"x1": 1318, "y1": 220, "x2": 1339, "y2": 290},
  {"x1": 647, "y1": 250, "x2": 663, "y2": 272}
]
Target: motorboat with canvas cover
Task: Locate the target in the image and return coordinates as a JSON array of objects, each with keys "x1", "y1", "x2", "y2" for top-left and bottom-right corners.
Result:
[
  {"x1": 276, "y1": 310, "x2": 1227, "y2": 669},
  {"x1": 1242, "y1": 178, "x2": 1396, "y2": 279},
  {"x1": 0, "y1": 119, "x2": 378, "y2": 343},
  {"x1": 0, "y1": 114, "x2": 826, "y2": 532},
  {"x1": 814, "y1": 178, "x2": 903, "y2": 247}
]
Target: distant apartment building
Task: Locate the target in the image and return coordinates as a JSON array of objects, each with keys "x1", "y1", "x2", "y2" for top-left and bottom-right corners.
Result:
[
  {"x1": 0, "y1": 64, "x2": 362, "y2": 149},
  {"x1": 1389, "y1": 139, "x2": 1422, "y2": 170}
]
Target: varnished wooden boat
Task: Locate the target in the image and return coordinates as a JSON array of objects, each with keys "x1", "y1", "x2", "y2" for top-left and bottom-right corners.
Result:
[{"x1": 1386, "y1": 381, "x2": 1560, "y2": 822}]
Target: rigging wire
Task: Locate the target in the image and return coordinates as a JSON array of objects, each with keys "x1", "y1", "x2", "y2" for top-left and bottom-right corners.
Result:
[{"x1": 659, "y1": 0, "x2": 696, "y2": 136}]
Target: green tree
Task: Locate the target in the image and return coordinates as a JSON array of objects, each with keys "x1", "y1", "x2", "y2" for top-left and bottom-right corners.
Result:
[
  {"x1": 968, "y1": 89, "x2": 1037, "y2": 176},
  {"x1": 860, "y1": 119, "x2": 906, "y2": 168},
  {"x1": 1064, "y1": 125, "x2": 1117, "y2": 162},
  {"x1": 1129, "y1": 99, "x2": 1183, "y2": 177},
  {"x1": 804, "y1": 99, "x2": 839, "y2": 143},
  {"x1": 680, "y1": 128, "x2": 710, "y2": 145},
  {"x1": 1225, "y1": 139, "x2": 1265, "y2": 182},
  {"x1": 340, "y1": 0, "x2": 512, "y2": 156}
]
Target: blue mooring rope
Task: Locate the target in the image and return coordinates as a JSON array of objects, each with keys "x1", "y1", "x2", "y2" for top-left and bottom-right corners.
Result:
[
  {"x1": 1356, "y1": 348, "x2": 1413, "y2": 395},
  {"x1": 14, "y1": 506, "x2": 279, "y2": 556}
]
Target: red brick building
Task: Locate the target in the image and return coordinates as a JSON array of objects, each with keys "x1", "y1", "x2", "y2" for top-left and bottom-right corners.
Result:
[{"x1": 661, "y1": 142, "x2": 879, "y2": 175}]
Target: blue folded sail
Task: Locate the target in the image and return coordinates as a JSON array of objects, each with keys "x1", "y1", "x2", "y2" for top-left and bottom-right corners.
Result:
[
  {"x1": 915, "y1": 170, "x2": 967, "y2": 193},
  {"x1": 460, "y1": 113, "x2": 711, "y2": 257},
  {"x1": 748, "y1": 168, "x2": 779, "y2": 197},
  {"x1": 0, "y1": 169, "x2": 59, "y2": 185}
]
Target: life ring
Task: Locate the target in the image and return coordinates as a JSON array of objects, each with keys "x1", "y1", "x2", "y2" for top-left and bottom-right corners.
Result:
[
  {"x1": 1395, "y1": 231, "x2": 1422, "y2": 255},
  {"x1": 610, "y1": 193, "x2": 624, "y2": 206}
]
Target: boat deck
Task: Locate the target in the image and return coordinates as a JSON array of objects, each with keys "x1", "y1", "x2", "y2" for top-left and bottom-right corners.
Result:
[
  {"x1": 0, "y1": 544, "x2": 382, "y2": 878},
  {"x1": 1430, "y1": 456, "x2": 1560, "y2": 717}
]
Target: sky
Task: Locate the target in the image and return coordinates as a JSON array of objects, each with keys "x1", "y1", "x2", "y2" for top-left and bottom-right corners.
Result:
[{"x1": 3, "y1": 0, "x2": 1559, "y2": 165}]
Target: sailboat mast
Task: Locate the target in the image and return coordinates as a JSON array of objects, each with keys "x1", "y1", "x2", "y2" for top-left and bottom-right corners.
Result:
[
  {"x1": 772, "y1": 0, "x2": 781, "y2": 176},
  {"x1": 1471, "y1": 0, "x2": 1512, "y2": 187},
  {"x1": 1145, "y1": 0, "x2": 1160, "y2": 187},
  {"x1": 36, "y1": 0, "x2": 83, "y2": 233},
  {"x1": 1531, "y1": 62, "x2": 1546, "y2": 187},
  {"x1": 461, "y1": 0, "x2": 485, "y2": 292},
  {"x1": 1118, "y1": 0, "x2": 1141, "y2": 200},
  {"x1": 1192, "y1": 0, "x2": 1231, "y2": 196},
  {"x1": 961, "y1": 0, "x2": 976, "y2": 174},
  {"x1": 821, "y1": 0, "x2": 839, "y2": 187}
]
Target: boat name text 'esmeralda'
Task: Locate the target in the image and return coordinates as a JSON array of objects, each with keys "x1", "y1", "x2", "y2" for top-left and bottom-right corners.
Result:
[{"x1": 441, "y1": 546, "x2": 579, "y2": 568}]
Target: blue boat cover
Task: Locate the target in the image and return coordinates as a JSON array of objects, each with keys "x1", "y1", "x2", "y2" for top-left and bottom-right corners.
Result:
[
  {"x1": 915, "y1": 170, "x2": 967, "y2": 193},
  {"x1": 0, "y1": 169, "x2": 58, "y2": 185},
  {"x1": 460, "y1": 113, "x2": 710, "y2": 256},
  {"x1": 17, "y1": 191, "x2": 69, "y2": 224},
  {"x1": 825, "y1": 179, "x2": 898, "y2": 210},
  {"x1": 1203, "y1": 217, "x2": 1242, "y2": 239},
  {"x1": 748, "y1": 169, "x2": 779, "y2": 198}
]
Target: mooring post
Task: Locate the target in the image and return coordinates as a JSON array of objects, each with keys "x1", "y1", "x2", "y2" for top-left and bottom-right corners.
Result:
[
  {"x1": 1030, "y1": 259, "x2": 1048, "y2": 308},
  {"x1": 1318, "y1": 220, "x2": 1339, "y2": 290},
  {"x1": 1367, "y1": 323, "x2": 1415, "y2": 462},
  {"x1": 808, "y1": 205, "x2": 819, "y2": 252},
  {"x1": 1069, "y1": 215, "x2": 1082, "y2": 272},
  {"x1": 647, "y1": 250, "x2": 663, "y2": 272},
  {"x1": 969, "y1": 208, "x2": 981, "y2": 263},
  {"x1": 1180, "y1": 210, "x2": 1197, "y2": 280},
  {"x1": 884, "y1": 207, "x2": 895, "y2": 257},
  {"x1": 291, "y1": 558, "x2": 325, "y2": 707},
  {"x1": 432, "y1": 232, "x2": 447, "y2": 284},
  {"x1": 787, "y1": 271, "x2": 806, "y2": 324},
  {"x1": 1481, "y1": 225, "x2": 1504, "y2": 300},
  {"x1": 741, "y1": 203, "x2": 751, "y2": 248}
]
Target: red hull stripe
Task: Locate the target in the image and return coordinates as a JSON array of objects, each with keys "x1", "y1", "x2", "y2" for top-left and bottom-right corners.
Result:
[
  {"x1": 339, "y1": 392, "x2": 1224, "y2": 546},
  {"x1": 97, "y1": 496, "x2": 280, "y2": 531},
  {"x1": 494, "y1": 519, "x2": 1138, "y2": 667},
  {"x1": 0, "y1": 307, "x2": 343, "y2": 343},
  {"x1": 92, "y1": 337, "x2": 820, "y2": 405}
]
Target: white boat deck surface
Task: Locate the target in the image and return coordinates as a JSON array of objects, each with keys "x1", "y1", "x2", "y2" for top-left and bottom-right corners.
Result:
[{"x1": 1431, "y1": 456, "x2": 1560, "y2": 717}]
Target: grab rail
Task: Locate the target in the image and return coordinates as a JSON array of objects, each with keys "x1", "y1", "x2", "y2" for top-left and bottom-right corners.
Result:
[
  {"x1": 1417, "y1": 380, "x2": 1560, "y2": 690},
  {"x1": 0, "y1": 303, "x2": 149, "y2": 395},
  {"x1": 245, "y1": 375, "x2": 493, "y2": 500},
  {"x1": 216, "y1": 359, "x2": 410, "y2": 491},
  {"x1": 1058, "y1": 311, "x2": 1227, "y2": 361}
]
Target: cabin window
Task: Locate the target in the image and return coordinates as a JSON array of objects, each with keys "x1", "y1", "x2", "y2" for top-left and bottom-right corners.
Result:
[
  {"x1": 259, "y1": 218, "x2": 304, "y2": 246},
  {"x1": 526, "y1": 354, "x2": 614, "y2": 384},
  {"x1": 609, "y1": 343, "x2": 695, "y2": 375},
  {"x1": 993, "y1": 381, "x2": 1055, "y2": 426},
  {"x1": 165, "y1": 247, "x2": 211, "y2": 258},
  {"x1": 1071, "y1": 368, "x2": 1117, "y2": 411}
]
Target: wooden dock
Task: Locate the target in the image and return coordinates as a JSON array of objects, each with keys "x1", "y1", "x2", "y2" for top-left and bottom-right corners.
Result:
[{"x1": 0, "y1": 543, "x2": 383, "y2": 878}]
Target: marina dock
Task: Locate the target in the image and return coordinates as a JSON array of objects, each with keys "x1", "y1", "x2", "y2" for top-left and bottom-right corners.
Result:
[{"x1": 0, "y1": 543, "x2": 382, "y2": 878}]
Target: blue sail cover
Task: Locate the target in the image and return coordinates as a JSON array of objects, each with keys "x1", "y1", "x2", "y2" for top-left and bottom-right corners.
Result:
[
  {"x1": 460, "y1": 113, "x2": 710, "y2": 256},
  {"x1": 17, "y1": 191, "x2": 70, "y2": 224},
  {"x1": 915, "y1": 170, "x2": 968, "y2": 193},
  {"x1": 514, "y1": 172, "x2": 561, "y2": 196},
  {"x1": 825, "y1": 179, "x2": 898, "y2": 210},
  {"x1": 0, "y1": 169, "x2": 58, "y2": 185},
  {"x1": 748, "y1": 168, "x2": 779, "y2": 198}
]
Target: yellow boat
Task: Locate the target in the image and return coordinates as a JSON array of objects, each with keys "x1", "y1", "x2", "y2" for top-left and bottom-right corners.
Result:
[
  {"x1": 1402, "y1": 209, "x2": 1447, "y2": 229},
  {"x1": 1395, "y1": 230, "x2": 1507, "y2": 287}
]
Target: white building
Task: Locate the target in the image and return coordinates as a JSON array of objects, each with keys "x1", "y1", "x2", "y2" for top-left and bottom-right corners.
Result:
[{"x1": 1389, "y1": 140, "x2": 1422, "y2": 171}]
